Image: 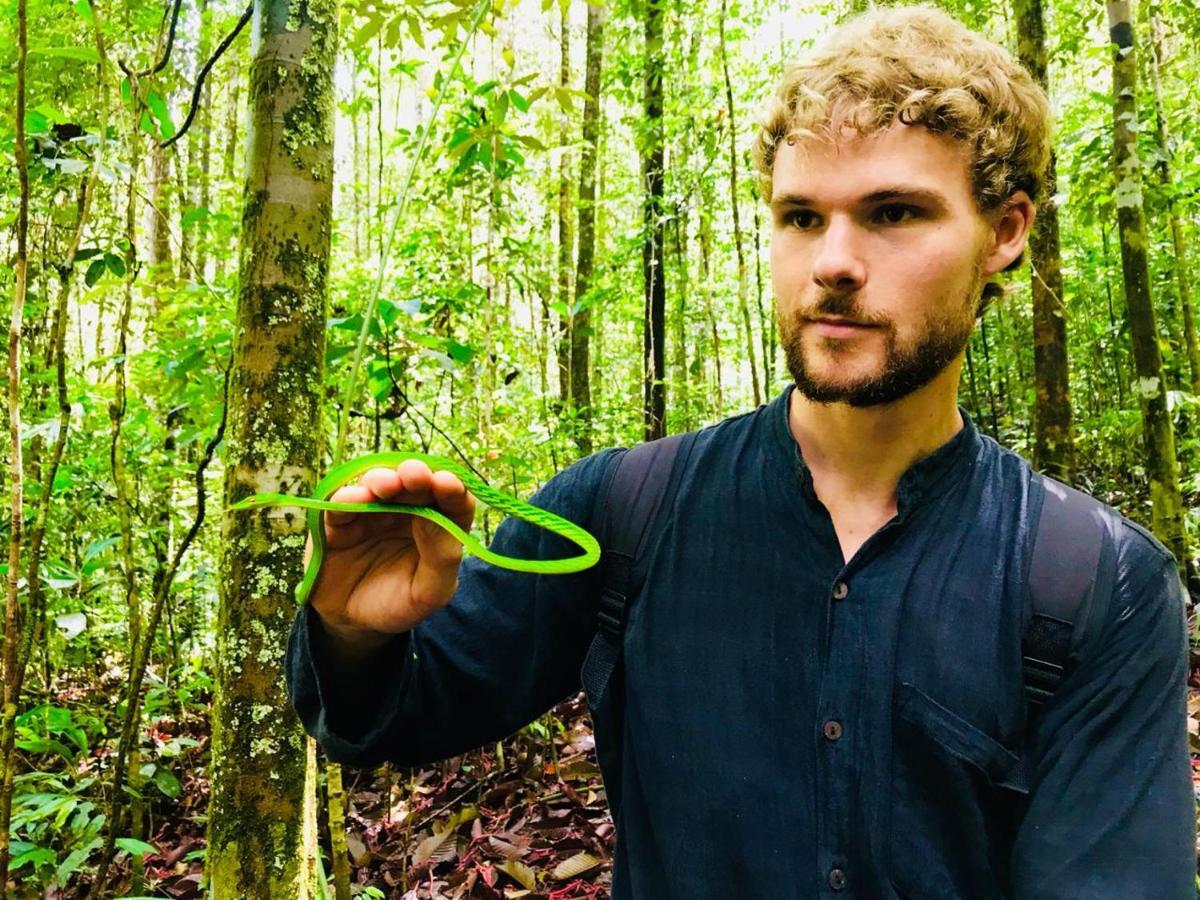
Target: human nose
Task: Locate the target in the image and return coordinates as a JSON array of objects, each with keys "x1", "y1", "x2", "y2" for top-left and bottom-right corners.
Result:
[{"x1": 811, "y1": 216, "x2": 866, "y2": 293}]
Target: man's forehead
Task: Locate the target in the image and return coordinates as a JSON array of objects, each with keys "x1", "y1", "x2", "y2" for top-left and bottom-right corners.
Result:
[{"x1": 770, "y1": 125, "x2": 972, "y2": 205}]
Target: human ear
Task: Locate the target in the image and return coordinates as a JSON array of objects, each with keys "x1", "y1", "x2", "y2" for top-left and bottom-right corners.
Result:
[{"x1": 982, "y1": 191, "x2": 1035, "y2": 278}]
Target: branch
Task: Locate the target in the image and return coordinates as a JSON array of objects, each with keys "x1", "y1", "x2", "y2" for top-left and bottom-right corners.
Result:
[
  {"x1": 137, "y1": 0, "x2": 184, "y2": 77},
  {"x1": 160, "y1": 1, "x2": 253, "y2": 149}
]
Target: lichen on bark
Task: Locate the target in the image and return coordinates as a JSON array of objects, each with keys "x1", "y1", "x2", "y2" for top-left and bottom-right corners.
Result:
[{"x1": 206, "y1": 0, "x2": 339, "y2": 892}]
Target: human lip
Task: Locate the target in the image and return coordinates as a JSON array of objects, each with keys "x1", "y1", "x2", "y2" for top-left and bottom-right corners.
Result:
[{"x1": 805, "y1": 316, "x2": 879, "y2": 338}]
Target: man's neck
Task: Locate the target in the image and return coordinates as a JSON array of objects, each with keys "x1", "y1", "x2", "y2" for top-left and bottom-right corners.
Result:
[{"x1": 787, "y1": 361, "x2": 965, "y2": 510}]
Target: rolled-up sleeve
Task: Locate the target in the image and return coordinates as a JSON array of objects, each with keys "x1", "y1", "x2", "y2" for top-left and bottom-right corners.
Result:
[
  {"x1": 286, "y1": 449, "x2": 621, "y2": 767},
  {"x1": 1011, "y1": 524, "x2": 1195, "y2": 899}
]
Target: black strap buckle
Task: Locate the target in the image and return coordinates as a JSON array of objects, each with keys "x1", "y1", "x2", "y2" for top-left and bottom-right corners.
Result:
[{"x1": 596, "y1": 588, "x2": 628, "y2": 639}]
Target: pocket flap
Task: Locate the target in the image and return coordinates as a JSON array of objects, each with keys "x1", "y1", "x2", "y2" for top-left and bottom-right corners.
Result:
[{"x1": 897, "y1": 682, "x2": 1028, "y2": 793}]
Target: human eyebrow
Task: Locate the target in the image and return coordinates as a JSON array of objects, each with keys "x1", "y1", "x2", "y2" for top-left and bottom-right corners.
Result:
[
  {"x1": 859, "y1": 188, "x2": 948, "y2": 210},
  {"x1": 768, "y1": 193, "x2": 814, "y2": 211}
]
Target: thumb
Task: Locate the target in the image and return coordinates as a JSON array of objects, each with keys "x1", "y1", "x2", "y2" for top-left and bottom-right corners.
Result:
[{"x1": 410, "y1": 515, "x2": 465, "y2": 606}]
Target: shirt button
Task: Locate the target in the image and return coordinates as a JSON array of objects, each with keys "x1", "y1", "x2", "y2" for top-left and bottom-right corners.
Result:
[
  {"x1": 832, "y1": 581, "x2": 849, "y2": 600},
  {"x1": 823, "y1": 719, "x2": 843, "y2": 741},
  {"x1": 828, "y1": 867, "x2": 847, "y2": 891}
]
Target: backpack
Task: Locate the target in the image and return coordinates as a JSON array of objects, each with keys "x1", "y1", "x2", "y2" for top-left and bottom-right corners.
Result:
[{"x1": 579, "y1": 430, "x2": 1109, "y2": 809}]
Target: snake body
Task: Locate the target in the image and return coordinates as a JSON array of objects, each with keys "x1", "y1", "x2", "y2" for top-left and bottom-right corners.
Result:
[{"x1": 229, "y1": 452, "x2": 602, "y2": 604}]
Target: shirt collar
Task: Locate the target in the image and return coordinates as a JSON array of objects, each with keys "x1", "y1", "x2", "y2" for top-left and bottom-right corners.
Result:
[{"x1": 766, "y1": 384, "x2": 982, "y2": 515}]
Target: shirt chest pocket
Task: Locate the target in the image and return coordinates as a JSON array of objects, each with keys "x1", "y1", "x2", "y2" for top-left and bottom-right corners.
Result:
[{"x1": 889, "y1": 682, "x2": 1030, "y2": 900}]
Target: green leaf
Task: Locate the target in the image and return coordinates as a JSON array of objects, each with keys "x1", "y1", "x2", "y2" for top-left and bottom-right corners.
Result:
[
  {"x1": 446, "y1": 340, "x2": 475, "y2": 363},
  {"x1": 25, "y1": 110, "x2": 50, "y2": 134},
  {"x1": 73, "y1": 247, "x2": 103, "y2": 263},
  {"x1": 84, "y1": 259, "x2": 106, "y2": 287},
  {"x1": 152, "y1": 766, "x2": 181, "y2": 799},
  {"x1": 181, "y1": 207, "x2": 210, "y2": 228},
  {"x1": 14, "y1": 737, "x2": 76, "y2": 760},
  {"x1": 515, "y1": 133, "x2": 546, "y2": 152},
  {"x1": 146, "y1": 92, "x2": 176, "y2": 140},
  {"x1": 105, "y1": 253, "x2": 126, "y2": 278},
  {"x1": 57, "y1": 838, "x2": 101, "y2": 887},
  {"x1": 115, "y1": 837, "x2": 159, "y2": 858},
  {"x1": 73, "y1": 0, "x2": 94, "y2": 22},
  {"x1": 29, "y1": 46, "x2": 99, "y2": 63},
  {"x1": 10, "y1": 846, "x2": 55, "y2": 871},
  {"x1": 352, "y1": 11, "x2": 385, "y2": 50},
  {"x1": 508, "y1": 88, "x2": 529, "y2": 113},
  {"x1": 82, "y1": 535, "x2": 119, "y2": 563}
]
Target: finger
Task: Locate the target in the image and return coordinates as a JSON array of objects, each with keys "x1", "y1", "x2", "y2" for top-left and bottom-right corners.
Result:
[
  {"x1": 395, "y1": 458, "x2": 436, "y2": 506},
  {"x1": 326, "y1": 483, "x2": 374, "y2": 526},
  {"x1": 430, "y1": 469, "x2": 476, "y2": 533},
  {"x1": 357, "y1": 466, "x2": 404, "y2": 501}
]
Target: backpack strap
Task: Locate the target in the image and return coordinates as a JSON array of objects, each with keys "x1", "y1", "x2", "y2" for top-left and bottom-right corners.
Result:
[
  {"x1": 581, "y1": 433, "x2": 687, "y2": 704},
  {"x1": 1023, "y1": 473, "x2": 1109, "y2": 722}
]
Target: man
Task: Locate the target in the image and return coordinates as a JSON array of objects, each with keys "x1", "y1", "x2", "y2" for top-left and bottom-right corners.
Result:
[{"x1": 287, "y1": 6, "x2": 1194, "y2": 897}]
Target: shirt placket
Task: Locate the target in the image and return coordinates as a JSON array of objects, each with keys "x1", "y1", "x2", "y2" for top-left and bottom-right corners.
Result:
[{"x1": 814, "y1": 565, "x2": 867, "y2": 896}]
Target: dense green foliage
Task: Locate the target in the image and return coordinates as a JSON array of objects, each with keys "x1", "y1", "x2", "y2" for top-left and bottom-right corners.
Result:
[{"x1": 2, "y1": 0, "x2": 1199, "y2": 893}]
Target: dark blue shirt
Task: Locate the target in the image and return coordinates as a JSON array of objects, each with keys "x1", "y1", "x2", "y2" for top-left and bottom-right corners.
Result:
[{"x1": 288, "y1": 387, "x2": 1194, "y2": 898}]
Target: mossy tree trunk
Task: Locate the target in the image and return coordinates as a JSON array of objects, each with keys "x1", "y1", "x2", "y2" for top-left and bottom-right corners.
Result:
[
  {"x1": 1148, "y1": 0, "x2": 1200, "y2": 393},
  {"x1": 1015, "y1": 0, "x2": 1075, "y2": 482},
  {"x1": 207, "y1": 0, "x2": 338, "y2": 893},
  {"x1": 572, "y1": 0, "x2": 605, "y2": 456},
  {"x1": 641, "y1": 0, "x2": 666, "y2": 441},
  {"x1": 1104, "y1": 0, "x2": 1192, "y2": 579}
]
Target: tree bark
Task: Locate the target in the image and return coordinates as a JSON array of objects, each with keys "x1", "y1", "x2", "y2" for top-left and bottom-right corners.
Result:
[
  {"x1": 0, "y1": 0, "x2": 30, "y2": 884},
  {"x1": 699, "y1": 193, "x2": 724, "y2": 416},
  {"x1": 642, "y1": 0, "x2": 667, "y2": 440},
  {"x1": 207, "y1": 0, "x2": 338, "y2": 892},
  {"x1": 1014, "y1": 0, "x2": 1074, "y2": 482},
  {"x1": 1148, "y1": 0, "x2": 1200, "y2": 393},
  {"x1": 719, "y1": 0, "x2": 761, "y2": 407},
  {"x1": 572, "y1": 0, "x2": 605, "y2": 456},
  {"x1": 1105, "y1": 0, "x2": 1191, "y2": 577},
  {"x1": 556, "y1": 3, "x2": 572, "y2": 409}
]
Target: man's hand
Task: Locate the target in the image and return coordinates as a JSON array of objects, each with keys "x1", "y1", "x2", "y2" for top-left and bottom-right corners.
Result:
[{"x1": 305, "y1": 458, "x2": 477, "y2": 656}]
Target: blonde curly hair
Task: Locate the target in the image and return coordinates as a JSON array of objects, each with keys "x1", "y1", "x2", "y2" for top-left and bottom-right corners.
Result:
[{"x1": 752, "y1": 4, "x2": 1052, "y2": 212}]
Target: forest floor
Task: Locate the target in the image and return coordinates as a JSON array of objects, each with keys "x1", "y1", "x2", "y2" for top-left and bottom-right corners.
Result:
[
  {"x1": 76, "y1": 691, "x2": 615, "y2": 899},
  {"x1": 44, "y1": 672, "x2": 1200, "y2": 898}
]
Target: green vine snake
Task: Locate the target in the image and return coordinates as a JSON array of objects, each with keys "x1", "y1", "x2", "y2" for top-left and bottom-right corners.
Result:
[
  {"x1": 229, "y1": 453, "x2": 602, "y2": 605},
  {"x1": 229, "y1": 0, "x2": 601, "y2": 602}
]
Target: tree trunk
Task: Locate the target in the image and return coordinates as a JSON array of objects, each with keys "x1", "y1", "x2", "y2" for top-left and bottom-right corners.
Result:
[
  {"x1": 719, "y1": 0, "x2": 761, "y2": 408},
  {"x1": 572, "y1": 0, "x2": 605, "y2": 456},
  {"x1": 195, "y1": 0, "x2": 214, "y2": 280},
  {"x1": 1015, "y1": 0, "x2": 1074, "y2": 481},
  {"x1": 556, "y1": 4, "x2": 572, "y2": 409},
  {"x1": 1148, "y1": 0, "x2": 1200, "y2": 393},
  {"x1": 0, "y1": 0, "x2": 30, "y2": 884},
  {"x1": 207, "y1": 0, "x2": 338, "y2": 892},
  {"x1": 1105, "y1": 0, "x2": 1191, "y2": 576},
  {"x1": 642, "y1": 0, "x2": 666, "y2": 441},
  {"x1": 699, "y1": 194, "x2": 724, "y2": 416},
  {"x1": 218, "y1": 59, "x2": 242, "y2": 283}
]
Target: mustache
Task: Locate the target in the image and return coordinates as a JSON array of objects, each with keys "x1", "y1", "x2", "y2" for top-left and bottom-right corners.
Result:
[{"x1": 797, "y1": 292, "x2": 890, "y2": 327}]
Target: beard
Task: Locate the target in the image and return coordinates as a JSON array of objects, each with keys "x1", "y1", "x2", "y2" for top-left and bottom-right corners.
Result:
[{"x1": 779, "y1": 269, "x2": 982, "y2": 408}]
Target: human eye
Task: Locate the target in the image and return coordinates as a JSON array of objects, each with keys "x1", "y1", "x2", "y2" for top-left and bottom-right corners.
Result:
[
  {"x1": 784, "y1": 209, "x2": 821, "y2": 230},
  {"x1": 873, "y1": 204, "x2": 919, "y2": 225}
]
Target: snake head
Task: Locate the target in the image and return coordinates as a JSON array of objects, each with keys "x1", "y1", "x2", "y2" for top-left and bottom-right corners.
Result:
[{"x1": 227, "y1": 493, "x2": 289, "y2": 511}]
